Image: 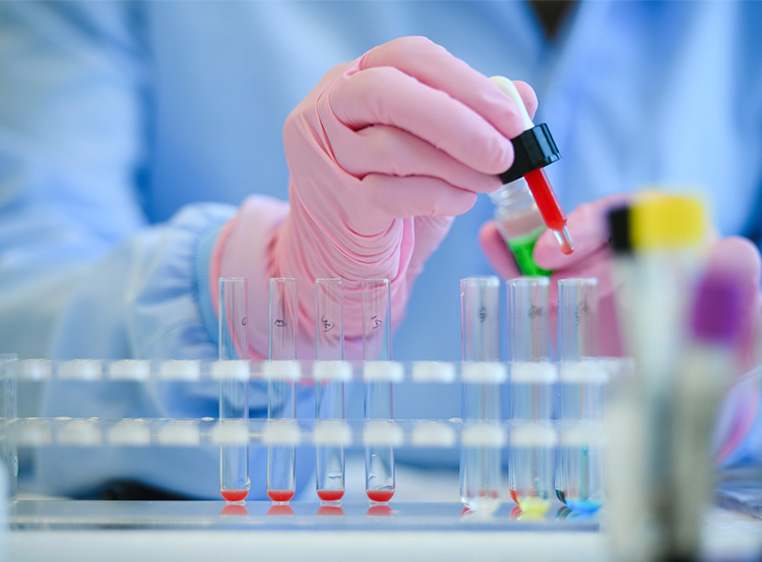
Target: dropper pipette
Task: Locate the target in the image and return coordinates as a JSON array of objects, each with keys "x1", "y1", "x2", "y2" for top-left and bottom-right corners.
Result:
[{"x1": 491, "y1": 77, "x2": 574, "y2": 255}]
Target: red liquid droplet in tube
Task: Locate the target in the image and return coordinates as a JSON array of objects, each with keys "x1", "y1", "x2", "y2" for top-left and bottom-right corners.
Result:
[
  {"x1": 524, "y1": 167, "x2": 573, "y2": 254},
  {"x1": 509, "y1": 489, "x2": 519, "y2": 504},
  {"x1": 267, "y1": 489, "x2": 295, "y2": 502},
  {"x1": 221, "y1": 489, "x2": 249, "y2": 503},
  {"x1": 366, "y1": 489, "x2": 394, "y2": 503},
  {"x1": 317, "y1": 489, "x2": 345, "y2": 502}
]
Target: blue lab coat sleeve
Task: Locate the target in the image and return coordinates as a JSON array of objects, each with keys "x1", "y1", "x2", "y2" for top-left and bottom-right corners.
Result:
[{"x1": 0, "y1": 2, "x2": 315, "y2": 498}]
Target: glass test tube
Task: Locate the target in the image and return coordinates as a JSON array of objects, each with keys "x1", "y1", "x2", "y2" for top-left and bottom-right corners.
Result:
[
  {"x1": 363, "y1": 279, "x2": 395, "y2": 502},
  {"x1": 267, "y1": 278, "x2": 298, "y2": 503},
  {"x1": 459, "y1": 277, "x2": 503, "y2": 513},
  {"x1": 556, "y1": 278, "x2": 603, "y2": 511},
  {"x1": 557, "y1": 278, "x2": 599, "y2": 362},
  {"x1": 506, "y1": 277, "x2": 553, "y2": 419},
  {"x1": 314, "y1": 278, "x2": 346, "y2": 502},
  {"x1": 218, "y1": 277, "x2": 250, "y2": 502},
  {"x1": 0, "y1": 354, "x2": 18, "y2": 501},
  {"x1": 506, "y1": 277, "x2": 555, "y2": 512}
]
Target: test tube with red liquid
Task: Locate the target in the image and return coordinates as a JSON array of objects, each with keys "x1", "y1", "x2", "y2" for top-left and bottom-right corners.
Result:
[
  {"x1": 362, "y1": 279, "x2": 395, "y2": 503},
  {"x1": 314, "y1": 278, "x2": 348, "y2": 502},
  {"x1": 267, "y1": 278, "x2": 298, "y2": 503},
  {"x1": 491, "y1": 76, "x2": 574, "y2": 256},
  {"x1": 218, "y1": 277, "x2": 250, "y2": 503}
]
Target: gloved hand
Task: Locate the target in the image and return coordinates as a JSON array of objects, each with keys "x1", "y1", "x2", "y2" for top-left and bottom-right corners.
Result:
[
  {"x1": 211, "y1": 36, "x2": 537, "y2": 359},
  {"x1": 480, "y1": 194, "x2": 631, "y2": 356},
  {"x1": 480, "y1": 193, "x2": 762, "y2": 364}
]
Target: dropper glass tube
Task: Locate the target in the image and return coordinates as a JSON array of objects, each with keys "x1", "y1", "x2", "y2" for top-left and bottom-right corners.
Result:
[
  {"x1": 218, "y1": 277, "x2": 250, "y2": 503},
  {"x1": 267, "y1": 278, "x2": 298, "y2": 503},
  {"x1": 459, "y1": 277, "x2": 503, "y2": 514},
  {"x1": 489, "y1": 76, "x2": 573, "y2": 257},
  {"x1": 523, "y1": 167, "x2": 573, "y2": 255},
  {"x1": 505, "y1": 277, "x2": 556, "y2": 513},
  {"x1": 362, "y1": 279, "x2": 395, "y2": 503},
  {"x1": 314, "y1": 278, "x2": 346, "y2": 502}
]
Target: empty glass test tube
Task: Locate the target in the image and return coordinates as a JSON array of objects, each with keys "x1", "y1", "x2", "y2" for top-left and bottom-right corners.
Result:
[
  {"x1": 557, "y1": 277, "x2": 601, "y2": 421},
  {"x1": 506, "y1": 277, "x2": 554, "y2": 419},
  {"x1": 459, "y1": 277, "x2": 504, "y2": 514},
  {"x1": 218, "y1": 277, "x2": 250, "y2": 503},
  {"x1": 557, "y1": 278, "x2": 599, "y2": 362},
  {"x1": 314, "y1": 278, "x2": 348, "y2": 502},
  {"x1": 556, "y1": 278, "x2": 603, "y2": 509},
  {"x1": 363, "y1": 279, "x2": 395, "y2": 503},
  {"x1": 267, "y1": 277, "x2": 298, "y2": 503},
  {"x1": 506, "y1": 277, "x2": 556, "y2": 511}
]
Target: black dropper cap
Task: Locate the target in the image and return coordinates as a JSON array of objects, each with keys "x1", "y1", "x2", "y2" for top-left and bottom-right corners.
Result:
[
  {"x1": 607, "y1": 205, "x2": 632, "y2": 255},
  {"x1": 498, "y1": 123, "x2": 561, "y2": 184}
]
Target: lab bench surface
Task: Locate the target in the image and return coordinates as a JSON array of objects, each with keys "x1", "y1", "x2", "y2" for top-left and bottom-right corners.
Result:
[{"x1": 7, "y1": 500, "x2": 762, "y2": 562}]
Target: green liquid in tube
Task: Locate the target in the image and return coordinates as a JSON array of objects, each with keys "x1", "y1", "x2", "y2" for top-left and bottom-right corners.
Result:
[{"x1": 506, "y1": 228, "x2": 552, "y2": 277}]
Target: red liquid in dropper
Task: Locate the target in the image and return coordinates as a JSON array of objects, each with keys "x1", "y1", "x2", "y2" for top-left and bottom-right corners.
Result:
[
  {"x1": 524, "y1": 167, "x2": 573, "y2": 254},
  {"x1": 317, "y1": 489, "x2": 345, "y2": 502},
  {"x1": 366, "y1": 489, "x2": 394, "y2": 503},
  {"x1": 220, "y1": 489, "x2": 249, "y2": 502},
  {"x1": 267, "y1": 489, "x2": 295, "y2": 502}
]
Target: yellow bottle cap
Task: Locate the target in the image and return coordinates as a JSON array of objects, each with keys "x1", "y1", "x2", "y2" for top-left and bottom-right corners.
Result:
[{"x1": 630, "y1": 193, "x2": 708, "y2": 250}]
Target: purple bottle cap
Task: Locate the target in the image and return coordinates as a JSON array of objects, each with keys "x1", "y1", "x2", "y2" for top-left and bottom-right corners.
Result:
[{"x1": 690, "y1": 271, "x2": 745, "y2": 345}]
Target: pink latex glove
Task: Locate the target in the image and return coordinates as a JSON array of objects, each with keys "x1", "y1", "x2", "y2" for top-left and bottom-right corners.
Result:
[
  {"x1": 704, "y1": 237, "x2": 762, "y2": 465},
  {"x1": 212, "y1": 37, "x2": 536, "y2": 359},
  {"x1": 480, "y1": 194, "x2": 762, "y2": 364}
]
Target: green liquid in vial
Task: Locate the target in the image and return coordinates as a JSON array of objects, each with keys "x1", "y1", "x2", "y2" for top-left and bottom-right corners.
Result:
[{"x1": 506, "y1": 228, "x2": 552, "y2": 277}]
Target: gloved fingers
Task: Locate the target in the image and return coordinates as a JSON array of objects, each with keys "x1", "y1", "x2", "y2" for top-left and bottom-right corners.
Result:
[
  {"x1": 359, "y1": 36, "x2": 530, "y2": 140},
  {"x1": 328, "y1": 65, "x2": 514, "y2": 175},
  {"x1": 705, "y1": 236, "x2": 762, "y2": 369},
  {"x1": 512, "y1": 80, "x2": 538, "y2": 121},
  {"x1": 328, "y1": 122, "x2": 503, "y2": 194},
  {"x1": 354, "y1": 174, "x2": 478, "y2": 229},
  {"x1": 534, "y1": 193, "x2": 634, "y2": 270},
  {"x1": 546, "y1": 252, "x2": 623, "y2": 357},
  {"x1": 706, "y1": 236, "x2": 762, "y2": 282},
  {"x1": 478, "y1": 220, "x2": 523, "y2": 281},
  {"x1": 549, "y1": 248, "x2": 616, "y2": 300}
]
